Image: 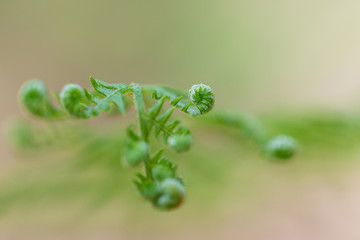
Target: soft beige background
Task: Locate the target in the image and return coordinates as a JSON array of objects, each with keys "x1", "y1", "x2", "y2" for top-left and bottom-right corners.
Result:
[{"x1": 1, "y1": 0, "x2": 360, "y2": 239}]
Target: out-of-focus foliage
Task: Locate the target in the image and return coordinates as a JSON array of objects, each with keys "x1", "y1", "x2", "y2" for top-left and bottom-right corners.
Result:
[{"x1": 3, "y1": 107, "x2": 360, "y2": 222}]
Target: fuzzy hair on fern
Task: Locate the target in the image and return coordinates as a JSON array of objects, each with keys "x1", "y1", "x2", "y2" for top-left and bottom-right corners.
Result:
[{"x1": 19, "y1": 77, "x2": 215, "y2": 210}]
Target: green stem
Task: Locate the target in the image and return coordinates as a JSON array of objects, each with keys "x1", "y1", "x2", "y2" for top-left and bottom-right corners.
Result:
[
  {"x1": 132, "y1": 84, "x2": 152, "y2": 179},
  {"x1": 204, "y1": 111, "x2": 268, "y2": 146}
]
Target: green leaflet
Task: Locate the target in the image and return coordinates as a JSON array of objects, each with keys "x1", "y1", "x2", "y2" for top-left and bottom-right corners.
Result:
[{"x1": 83, "y1": 77, "x2": 129, "y2": 116}]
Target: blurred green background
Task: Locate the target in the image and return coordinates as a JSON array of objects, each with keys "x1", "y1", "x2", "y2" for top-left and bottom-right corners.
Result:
[{"x1": 1, "y1": 0, "x2": 360, "y2": 239}]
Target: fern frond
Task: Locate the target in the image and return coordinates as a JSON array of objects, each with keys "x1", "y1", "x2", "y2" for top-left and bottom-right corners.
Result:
[{"x1": 18, "y1": 76, "x2": 216, "y2": 211}]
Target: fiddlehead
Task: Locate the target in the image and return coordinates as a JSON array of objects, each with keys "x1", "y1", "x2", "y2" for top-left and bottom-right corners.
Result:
[
  {"x1": 59, "y1": 83, "x2": 89, "y2": 119},
  {"x1": 264, "y1": 135, "x2": 297, "y2": 161},
  {"x1": 155, "y1": 178, "x2": 185, "y2": 210},
  {"x1": 19, "y1": 79, "x2": 61, "y2": 118},
  {"x1": 189, "y1": 83, "x2": 215, "y2": 114}
]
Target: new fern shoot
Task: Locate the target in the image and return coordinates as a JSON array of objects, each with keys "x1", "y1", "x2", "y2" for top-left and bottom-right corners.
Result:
[
  {"x1": 18, "y1": 77, "x2": 297, "y2": 211},
  {"x1": 19, "y1": 77, "x2": 215, "y2": 210}
]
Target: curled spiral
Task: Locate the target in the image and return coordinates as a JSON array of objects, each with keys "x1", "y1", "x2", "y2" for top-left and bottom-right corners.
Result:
[
  {"x1": 19, "y1": 79, "x2": 58, "y2": 118},
  {"x1": 59, "y1": 84, "x2": 88, "y2": 118},
  {"x1": 189, "y1": 83, "x2": 215, "y2": 114},
  {"x1": 264, "y1": 135, "x2": 297, "y2": 161},
  {"x1": 154, "y1": 178, "x2": 185, "y2": 210}
]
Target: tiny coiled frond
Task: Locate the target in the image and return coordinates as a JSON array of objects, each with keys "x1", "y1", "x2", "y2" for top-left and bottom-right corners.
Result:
[
  {"x1": 264, "y1": 135, "x2": 297, "y2": 161},
  {"x1": 189, "y1": 84, "x2": 215, "y2": 114},
  {"x1": 59, "y1": 84, "x2": 89, "y2": 118},
  {"x1": 19, "y1": 79, "x2": 62, "y2": 118}
]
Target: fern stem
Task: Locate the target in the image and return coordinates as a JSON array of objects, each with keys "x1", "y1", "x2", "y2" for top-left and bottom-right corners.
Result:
[
  {"x1": 205, "y1": 111, "x2": 268, "y2": 146},
  {"x1": 132, "y1": 84, "x2": 153, "y2": 180}
]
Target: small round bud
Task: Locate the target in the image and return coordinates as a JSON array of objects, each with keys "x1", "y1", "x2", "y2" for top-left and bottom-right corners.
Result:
[
  {"x1": 123, "y1": 140, "x2": 149, "y2": 167},
  {"x1": 19, "y1": 80, "x2": 54, "y2": 118},
  {"x1": 152, "y1": 165, "x2": 174, "y2": 181},
  {"x1": 264, "y1": 135, "x2": 297, "y2": 161},
  {"x1": 59, "y1": 84, "x2": 87, "y2": 118},
  {"x1": 168, "y1": 134, "x2": 193, "y2": 152},
  {"x1": 155, "y1": 178, "x2": 185, "y2": 210},
  {"x1": 189, "y1": 83, "x2": 215, "y2": 114},
  {"x1": 138, "y1": 181, "x2": 160, "y2": 201}
]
